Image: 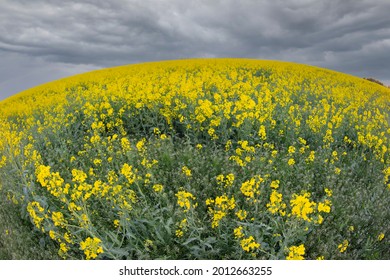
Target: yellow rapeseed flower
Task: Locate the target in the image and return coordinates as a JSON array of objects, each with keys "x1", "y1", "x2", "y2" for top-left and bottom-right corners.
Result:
[
  {"x1": 290, "y1": 192, "x2": 316, "y2": 222},
  {"x1": 26, "y1": 201, "x2": 45, "y2": 231},
  {"x1": 175, "y1": 229, "x2": 184, "y2": 238},
  {"x1": 325, "y1": 188, "x2": 333, "y2": 197},
  {"x1": 216, "y1": 173, "x2": 235, "y2": 188},
  {"x1": 286, "y1": 244, "x2": 305, "y2": 260},
  {"x1": 152, "y1": 184, "x2": 164, "y2": 192},
  {"x1": 270, "y1": 180, "x2": 280, "y2": 189},
  {"x1": 234, "y1": 226, "x2": 245, "y2": 239},
  {"x1": 317, "y1": 200, "x2": 331, "y2": 213},
  {"x1": 235, "y1": 209, "x2": 247, "y2": 220},
  {"x1": 182, "y1": 166, "x2": 192, "y2": 177},
  {"x1": 240, "y1": 236, "x2": 260, "y2": 252},
  {"x1": 60, "y1": 243, "x2": 68, "y2": 254},
  {"x1": 240, "y1": 176, "x2": 263, "y2": 200},
  {"x1": 36, "y1": 165, "x2": 51, "y2": 187},
  {"x1": 49, "y1": 230, "x2": 56, "y2": 240},
  {"x1": 52, "y1": 211, "x2": 65, "y2": 227},
  {"x1": 121, "y1": 163, "x2": 137, "y2": 184},
  {"x1": 80, "y1": 237, "x2": 104, "y2": 260},
  {"x1": 175, "y1": 190, "x2": 196, "y2": 212},
  {"x1": 288, "y1": 146, "x2": 296, "y2": 154},
  {"x1": 207, "y1": 195, "x2": 236, "y2": 228},
  {"x1": 338, "y1": 240, "x2": 348, "y2": 253},
  {"x1": 258, "y1": 125, "x2": 267, "y2": 140},
  {"x1": 121, "y1": 137, "x2": 131, "y2": 151},
  {"x1": 288, "y1": 158, "x2": 295, "y2": 166},
  {"x1": 267, "y1": 190, "x2": 286, "y2": 216},
  {"x1": 136, "y1": 138, "x2": 147, "y2": 153},
  {"x1": 71, "y1": 169, "x2": 87, "y2": 183},
  {"x1": 306, "y1": 151, "x2": 315, "y2": 162}
]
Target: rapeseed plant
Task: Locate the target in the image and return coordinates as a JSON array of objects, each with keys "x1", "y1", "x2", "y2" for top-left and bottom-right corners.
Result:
[
  {"x1": 286, "y1": 244, "x2": 305, "y2": 260},
  {"x1": 0, "y1": 58, "x2": 389, "y2": 259}
]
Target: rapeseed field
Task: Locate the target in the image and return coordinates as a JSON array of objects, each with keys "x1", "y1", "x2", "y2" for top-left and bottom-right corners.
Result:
[{"x1": 0, "y1": 59, "x2": 389, "y2": 259}]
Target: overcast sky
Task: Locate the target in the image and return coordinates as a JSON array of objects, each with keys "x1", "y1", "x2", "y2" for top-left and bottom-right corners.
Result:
[{"x1": 1, "y1": 0, "x2": 389, "y2": 100}]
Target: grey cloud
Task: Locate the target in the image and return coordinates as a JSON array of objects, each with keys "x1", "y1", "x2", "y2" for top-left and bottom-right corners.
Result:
[
  {"x1": 0, "y1": 50, "x2": 99, "y2": 98},
  {"x1": 0, "y1": 0, "x2": 389, "y2": 100}
]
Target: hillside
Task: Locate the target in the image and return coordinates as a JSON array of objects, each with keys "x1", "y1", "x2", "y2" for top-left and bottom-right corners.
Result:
[{"x1": 0, "y1": 59, "x2": 389, "y2": 260}]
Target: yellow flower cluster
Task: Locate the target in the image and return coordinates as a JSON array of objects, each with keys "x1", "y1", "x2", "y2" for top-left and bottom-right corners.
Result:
[
  {"x1": 338, "y1": 240, "x2": 349, "y2": 253},
  {"x1": 181, "y1": 166, "x2": 192, "y2": 177},
  {"x1": 51, "y1": 211, "x2": 65, "y2": 227},
  {"x1": 290, "y1": 192, "x2": 317, "y2": 222},
  {"x1": 235, "y1": 209, "x2": 247, "y2": 220},
  {"x1": 152, "y1": 184, "x2": 164, "y2": 192},
  {"x1": 71, "y1": 169, "x2": 88, "y2": 183},
  {"x1": 121, "y1": 163, "x2": 137, "y2": 185},
  {"x1": 286, "y1": 244, "x2": 305, "y2": 260},
  {"x1": 317, "y1": 200, "x2": 331, "y2": 213},
  {"x1": 229, "y1": 140, "x2": 257, "y2": 167},
  {"x1": 36, "y1": 165, "x2": 66, "y2": 200},
  {"x1": 234, "y1": 226, "x2": 245, "y2": 239},
  {"x1": 384, "y1": 167, "x2": 390, "y2": 189},
  {"x1": 26, "y1": 201, "x2": 46, "y2": 231},
  {"x1": 216, "y1": 173, "x2": 235, "y2": 188},
  {"x1": 176, "y1": 190, "x2": 197, "y2": 212},
  {"x1": 80, "y1": 237, "x2": 104, "y2": 260},
  {"x1": 206, "y1": 195, "x2": 236, "y2": 228},
  {"x1": 175, "y1": 218, "x2": 188, "y2": 238},
  {"x1": 240, "y1": 175, "x2": 263, "y2": 201},
  {"x1": 233, "y1": 226, "x2": 260, "y2": 253},
  {"x1": 240, "y1": 236, "x2": 261, "y2": 253},
  {"x1": 267, "y1": 190, "x2": 286, "y2": 216}
]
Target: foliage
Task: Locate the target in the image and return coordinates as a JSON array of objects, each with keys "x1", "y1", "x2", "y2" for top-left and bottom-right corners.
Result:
[{"x1": 0, "y1": 59, "x2": 389, "y2": 259}]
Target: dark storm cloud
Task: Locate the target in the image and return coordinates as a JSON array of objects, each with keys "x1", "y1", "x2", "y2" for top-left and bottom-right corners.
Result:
[{"x1": 1, "y1": 0, "x2": 389, "y2": 99}]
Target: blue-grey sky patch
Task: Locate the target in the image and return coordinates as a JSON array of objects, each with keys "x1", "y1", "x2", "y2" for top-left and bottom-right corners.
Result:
[{"x1": 1, "y1": 0, "x2": 389, "y2": 100}]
